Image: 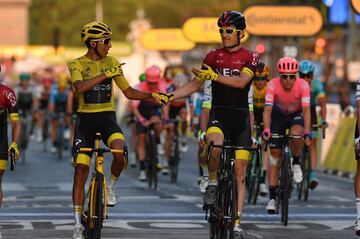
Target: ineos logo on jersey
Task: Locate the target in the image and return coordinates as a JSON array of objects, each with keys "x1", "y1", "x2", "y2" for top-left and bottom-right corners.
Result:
[
  {"x1": 217, "y1": 68, "x2": 241, "y2": 77},
  {"x1": 93, "y1": 84, "x2": 111, "y2": 91},
  {"x1": 2, "y1": 90, "x2": 16, "y2": 106}
]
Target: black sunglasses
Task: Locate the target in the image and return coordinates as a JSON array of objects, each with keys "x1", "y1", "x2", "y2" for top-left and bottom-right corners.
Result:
[
  {"x1": 280, "y1": 74, "x2": 296, "y2": 80},
  {"x1": 299, "y1": 73, "x2": 313, "y2": 79},
  {"x1": 254, "y1": 77, "x2": 267, "y2": 81},
  {"x1": 219, "y1": 28, "x2": 241, "y2": 34}
]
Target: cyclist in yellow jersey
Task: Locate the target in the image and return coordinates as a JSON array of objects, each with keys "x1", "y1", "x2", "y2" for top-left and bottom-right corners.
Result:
[
  {"x1": 252, "y1": 61, "x2": 270, "y2": 196},
  {"x1": 67, "y1": 21, "x2": 170, "y2": 239}
]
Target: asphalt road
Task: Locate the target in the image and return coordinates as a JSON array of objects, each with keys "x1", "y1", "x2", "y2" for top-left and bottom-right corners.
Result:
[{"x1": 0, "y1": 124, "x2": 357, "y2": 239}]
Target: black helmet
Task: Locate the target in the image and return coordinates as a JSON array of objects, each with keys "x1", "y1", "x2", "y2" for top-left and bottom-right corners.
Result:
[{"x1": 217, "y1": 11, "x2": 246, "y2": 30}]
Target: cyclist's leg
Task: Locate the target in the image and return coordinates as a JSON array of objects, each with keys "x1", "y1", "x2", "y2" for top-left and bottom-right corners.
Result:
[
  {"x1": 72, "y1": 114, "x2": 94, "y2": 231},
  {"x1": 102, "y1": 113, "x2": 127, "y2": 188},
  {"x1": 266, "y1": 110, "x2": 285, "y2": 213},
  {"x1": 309, "y1": 107, "x2": 319, "y2": 187},
  {"x1": 50, "y1": 115, "x2": 58, "y2": 153},
  {"x1": 179, "y1": 107, "x2": 188, "y2": 151},
  {"x1": 137, "y1": 123, "x2": 147, "y2": 180},
  {"x1": 289, "y1": 113, "x2": 305, "y2": 183},
  {"x1": 203, "y1": 124, "x2": 224, "y2": 205},
  {"x1": 129, "y1": 118, "x2": 138, "y2": 166},
  {"x1": 0, "y1": 123, "x2": 8, "y2": 207}
]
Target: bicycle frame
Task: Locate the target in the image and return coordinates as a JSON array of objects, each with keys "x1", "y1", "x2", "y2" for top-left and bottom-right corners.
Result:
[
  {"x1": 77, "y1": 133, "x2": 123, "y2": 238},
  {"x1": 205, "y1": 140, "x2": 256, "y2": 239}
]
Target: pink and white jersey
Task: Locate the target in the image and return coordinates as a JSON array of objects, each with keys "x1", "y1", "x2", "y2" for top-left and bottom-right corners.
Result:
[
  {"x1": 265, "y1": 77, "x2": 310, "y2": 116},
  {"x1": 132, "y1": 81, "x2": 167, "y2": 108}
]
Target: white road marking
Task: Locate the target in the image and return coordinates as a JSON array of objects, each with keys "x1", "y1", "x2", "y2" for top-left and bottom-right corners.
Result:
[{"x1": 150, "y1": 223, "x2": 203, "y2": 228}]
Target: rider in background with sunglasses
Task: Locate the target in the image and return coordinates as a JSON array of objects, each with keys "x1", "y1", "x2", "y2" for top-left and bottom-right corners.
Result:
[
  {"x1": 262, "y1": 56, "x2": 311, "y2": 214},
  {"x1": 299, "y1": 60, "x2": 328, "y2": 190},
  {"x1": 252, "y1": 61, "x2": 270, "y2": 197}
]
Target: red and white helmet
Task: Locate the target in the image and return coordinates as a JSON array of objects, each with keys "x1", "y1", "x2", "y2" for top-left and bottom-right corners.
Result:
[
  {"x1": 145, "y1": 65, "x2": 161, "y2": 83},
  {"x1": 277, "y1": 57, "x2": 299, "y2": 74}
]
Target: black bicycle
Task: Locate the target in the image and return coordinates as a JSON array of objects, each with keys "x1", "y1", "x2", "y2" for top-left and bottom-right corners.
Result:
[
  {"x1": 18, "y1": 110, "x2": 31, "y2": 163},
  {"x1": 266, "y1": 133, "x2": 303, "y2": 226},
  {"x1": 145, "y1": 122, "x2": 159, "y2": 190},
  {"x1": 297, "y1": 125, "x2": 325, "y2": 201},
  {"x1": 42, "y1": 110, "x2": 50, "y2": 152},
  {"x1": 246, "y1": 124, "x2": 264, "y2": 205},
  {"x1": 169, "y1": 118, "x2": 181, "y2": 183},
  {"x1": 205, "y1": 140, "x2": 255, "y2": 239},
  {"x1": 56, "y1": 112, "x2": 66, "y2": 160}
]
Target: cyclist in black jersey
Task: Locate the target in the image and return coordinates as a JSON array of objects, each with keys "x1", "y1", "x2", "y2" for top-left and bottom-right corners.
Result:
[
  {"x1": 164, "y1": 11, "x2": 259, "y2": 238},
  {"x1": 354, "y1": 78, "x2": 360, "y2": 236}
]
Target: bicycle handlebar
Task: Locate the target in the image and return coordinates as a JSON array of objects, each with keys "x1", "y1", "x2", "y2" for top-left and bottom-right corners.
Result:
[
  {"x1": 263, "y1": 134, "x2": 303, "y2": 152},
  {"x1": 311, "y1": 124, "x2": 326, "y2": 139},
  {"x1": 78, "y1": 147, "x2": 123, "y2": 154}
]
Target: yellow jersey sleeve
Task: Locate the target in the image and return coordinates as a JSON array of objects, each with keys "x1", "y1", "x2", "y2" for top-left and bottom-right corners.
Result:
[
  {"x1": 67, "y1": 59, "x2": 84, "y2": 83},
  {"x1": 110, "y1": 57, "x2": 129, "y2": 91}
]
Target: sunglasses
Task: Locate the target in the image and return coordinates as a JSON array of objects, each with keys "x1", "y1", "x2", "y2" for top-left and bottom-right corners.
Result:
[
  {"x1": 254, "y1": 77, "x2": 267, "y2": 81},
  {"x1": 299, "y1": 73, "x2": 313, "y2": 79},
  {"x1": 219, "y1": 28, "x2": 241, "y2": 34},
  {"x1": 280, "y1": 74, "x2": 296, "y2": 80},
  {"x1": 92, "y1": 38, "x2": 111, "y2": 45}
]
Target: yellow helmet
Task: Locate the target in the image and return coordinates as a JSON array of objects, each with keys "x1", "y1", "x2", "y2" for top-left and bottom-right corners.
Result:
[
  {"x1": 255, "y1": 61, "x2": 270, "y2": 78},
  {"x1": 81, "y1": 21, "x2": 112, "y2": 43}
]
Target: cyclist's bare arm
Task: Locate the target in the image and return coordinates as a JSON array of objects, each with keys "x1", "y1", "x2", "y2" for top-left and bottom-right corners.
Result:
[
  {"x1": 172, "y1": 78, "x2": 203, "y2": 100},
  {"x1": 66, "y1": 91, "x2": 73, "y2": 115},
  {"x1": 122, "y1": 86, "x2": 152, "y2": 100},
  {"x1": 10, "y1": 118, "x2": 20, "y2": 144},
  {"x1": 263, "y1": 105, "x2": 272, "y2": 131},
  {"x1": 303, "y1": 105, "x2": 311, "y2": 133},
  {"x1": 49, "y1": 102, "x2": 55, "y2": 113},
  {"x1": 214, "y1": 71, "x2": 253, "y2": 89},
  {"x1": 73, "y1": 74, "x2": 108, "y2": 93},
  {"x1": 131, "y1": 103, "x2": 144, "y2": 122},
  {"x1": 200, "y1": 107, "x2": 210, "y2": 133},
  {"x1": 318, "y1": 96, "x2": 327, "y2": 121}
]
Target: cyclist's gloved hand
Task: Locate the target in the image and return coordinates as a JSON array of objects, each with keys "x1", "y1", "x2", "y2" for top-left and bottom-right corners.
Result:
[
  {"x1": 8, "y1": 142, "x2": 19, "y2": 161},
  {"x1": 321, "y1": 119, "x2": 329, "y2": 128},
  {"x1": 104, "y1": 63, "x2": 125, "y2": 78},
  {"x1": 192, "y1": 64, "x2": 218, "y2": 82},
  {"x1": 138, "y1": 116, "x2": 149, "y2": 127},
  {"x1": 303, "y1": 130, "x2": 312, "y2": 147},
  {"x1": 261, "y1": 128, "x2": 271, "y2": 141},
  {"x1": 152, "y1": 92, "x2": 173, "y2": 105},
  {"x1": 197, "y1": 130, "x2": 206, "y2": 149}
]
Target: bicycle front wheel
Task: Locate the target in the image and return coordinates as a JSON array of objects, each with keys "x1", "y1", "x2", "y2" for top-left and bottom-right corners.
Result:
[
  {"x1": 221, "y1": 172, "x2": 237, "y2": 239},
  {"x1": 280, "y1": 152, "x2": 291, "y2": 226},
  {"x1": 87, "y1": 174, "x2": 104, "y2": 239}
]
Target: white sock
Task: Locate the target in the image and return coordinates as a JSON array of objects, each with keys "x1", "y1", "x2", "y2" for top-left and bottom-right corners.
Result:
[
  {"x1": 356, "y1": 198, "x2": 360, "y2": 219},
  {"x1": 74, "y1": 205, "x2": 83, "y2": 225},
  {"x1": 108, "y1": 174, "x2": 118, "y2": 189},
  {"x1": 201, "y1": 164, "x2": 209, "y2": 177}
]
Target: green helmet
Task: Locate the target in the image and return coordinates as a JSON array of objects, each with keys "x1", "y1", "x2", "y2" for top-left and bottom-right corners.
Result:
[{"x1": 19, "y1": 73, "x2": 31, "y2": 81}]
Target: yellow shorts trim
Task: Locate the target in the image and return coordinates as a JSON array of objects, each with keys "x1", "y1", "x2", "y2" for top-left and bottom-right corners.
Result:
[
  {"x1": 249, "y1": 104, "x2": 254, "y2": 112},
  {"x1": 75, "y1": 153, "x2": 91, "y2": 166},
  {"x1": 0, "y1": 160, "x2": 8, "y2": 170},
  {"x1": 235, "y1": 149, "x2": 251, "y2": 160},
  {"x1": 242, "y1": 67, "x2": 254, "y2": 78},
  {"x1": 107, "y1": 132, "x2": 125, "y2": 147},
  {"x1": 206, "y1": 126, "x2": 224, "y2": 138},
  {"x1": 10, "y1": 113, "x2": 19, "y2": 122}
]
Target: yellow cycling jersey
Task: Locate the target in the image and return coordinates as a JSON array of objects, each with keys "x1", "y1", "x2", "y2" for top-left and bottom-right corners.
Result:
[
  {"x1": 253, "y1": 86, "x2": 266, "y2": 109},
  {"x1": 67, "y1": 55, "x2": 129, "y2": 113}
]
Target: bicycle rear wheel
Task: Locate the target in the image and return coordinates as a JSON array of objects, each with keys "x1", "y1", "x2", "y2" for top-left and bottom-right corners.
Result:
[
  {"x1": 86, "y1": 174, "x2": 104, "y2": 239},
  {"x1": 147, "y1": 131, "x2": 158, "y2": 190},
  {"x1": 303, "y1": 149, "x2": 311, "y2": 201}
]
